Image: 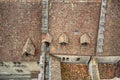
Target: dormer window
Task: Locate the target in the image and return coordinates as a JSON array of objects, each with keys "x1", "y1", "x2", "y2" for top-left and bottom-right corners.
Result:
[
  {"x1": 23, "y1": 38, "x2": 35, "y2": 56},
  {"x1": 42, "y1": 33, "x2": 52, "y2": 43},
  {"x1": 80, "y1": 34, "x2": 90, "y2": 46},
  {"x1": 24, "y1": 52, "x2": 31, "y2": 56},
  {"x1": 59, "y1": 33, "x2": 68, "y2": 45}
]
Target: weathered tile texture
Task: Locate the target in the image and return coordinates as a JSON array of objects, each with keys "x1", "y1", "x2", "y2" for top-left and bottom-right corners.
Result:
[
  {"x1": 61, "y1": 63, "x2": 90, "y2": 80},
  {"x1": 0, "y1": 1, "x2": 42, "y2": 61},
  {"x1": 102, "y1": 0, "x2": 120, "y2": 56},
  {"x1": 49, "y1": 1, "x2": 101, "y2": 55}
]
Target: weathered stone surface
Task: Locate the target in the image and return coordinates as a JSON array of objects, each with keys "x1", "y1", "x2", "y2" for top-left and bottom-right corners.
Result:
[
  {"x1": 96, "y1": 0, "x2": 107, "y2": 53},
  {"x1": 49, "y1": 55, "x2": 62, "y2": 80},
  {"x1": 0, "y1": 61, "x2": 40, "y2": 79},
  {"x1": 0, "y1": 62, "x2": 31, "y2": 80},
  {"x1": 89, "y1": 57, "x2": 100, "y2": 80},
  {"x1": 95, "y1": 56, "x2": 120, "y2": 63},
  {"x1": 41, "y1": 0, "x2": 49, "y2": 33},
  {"x1": 55, "y1": 55, "x2": 90, "y2": 64},
  {"x1": 101, "y1": 77, "x2": 120, "y2": 80}
]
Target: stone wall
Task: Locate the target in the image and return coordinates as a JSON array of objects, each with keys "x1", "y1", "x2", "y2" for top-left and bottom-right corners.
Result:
[
  {"x1": 95, "y1": 56, "x2": 120, "y2": 63},
  {"x1": 88, "y1": 57, "x2": 100, "y2": 80},
  {"x1": 55, "y1": 55, "x2": 91, "y2": 64},
  {"x1": 102, "y1": 78, "x2": 120, "y2": 80},
  {"x1": 49, "y1": 55, "x2": 62, "y2": 80},
  {"x1": 0, "y1": 0, "x2": 42, "y2": 61}
]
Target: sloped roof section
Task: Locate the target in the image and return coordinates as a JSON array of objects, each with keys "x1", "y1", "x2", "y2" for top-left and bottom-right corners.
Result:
[
  {"x1": 23, "y1": 38, "x2": 35, "y2": 55},
  {"x1": 101, "y1": 0, "x2": 120, "y2": 56},
  {"x1": 42, "y1": 33, "x2": 52, "y2": 43}
]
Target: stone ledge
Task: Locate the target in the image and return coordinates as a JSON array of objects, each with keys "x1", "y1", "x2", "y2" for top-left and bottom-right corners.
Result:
[{"x1": 49, "y1": 55, "x2": 62, "y2": 80}]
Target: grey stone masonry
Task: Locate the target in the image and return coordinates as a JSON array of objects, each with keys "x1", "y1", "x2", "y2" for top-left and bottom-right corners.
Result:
[
  {"x1": 96, "y1": 0, "x2": 107, "y2": 53},
  {"x1": 39, "y1": 43, "x2": 47, "y2": 80},
  {"x1": 55, "y1": 55, "x2": 90, "y2": 64},
  {"x1": 0, "y1": 62, "x2": 31, "y2": 80},
  {"x1": 101, "y1": 77, "x2": 120, "y2": 80},
  {"x1": 95, "y1": 56, "x2": 120, "y2": 63},
  {"x1": 42, "y1": 0, "x2": 49, "y2": 33},
  {"x1": 89, "y1": 57, "x2": 100, "y2": 80},
  {"x1": 49, "y1": 55, "x2": 62, "y2": 80}
]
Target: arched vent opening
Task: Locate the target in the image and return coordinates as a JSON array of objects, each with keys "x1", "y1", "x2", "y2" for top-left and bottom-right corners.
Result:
[
  {"x1": 80, "y1": 33, "x2": 90, "y2": 46},
  {"x1": 42, "y1": 33, "x2": 52, "y2": 51},
  {"x1": 45, "y1": 42, "x2": 50, "y2": 51},
  {"x1": 59, "y1": 33, "x2": 69, "y2": 45},
  {"x1": 66, "y1": 57, "x2": 69, "y2": 61},
  {"x1": 24, "y1": 52, "x2": 31, "y2": 57},
  {"x1": 62, "y1": 57, "x2": 65, "y2": 61},
  {"x1": 76, "y1": 58, "x2": 80, "y2": 61},
  {"x1": 42, "y1": 33, "x2": 52, "y2": 43}
]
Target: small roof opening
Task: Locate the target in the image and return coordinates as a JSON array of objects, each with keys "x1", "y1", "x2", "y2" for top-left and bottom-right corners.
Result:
[
  {"x1": 59, "y1": 33, "x2": 69, "y2": 45},
  {"x1": 42, "y1": 33, "x2": 52, "y2": 43},
  {"x1": 80, "y1": 33, "x2": 90, "y2": 46},
  {"x1": 23, "y1": 38, "x2": 35, "y2": 56}
]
